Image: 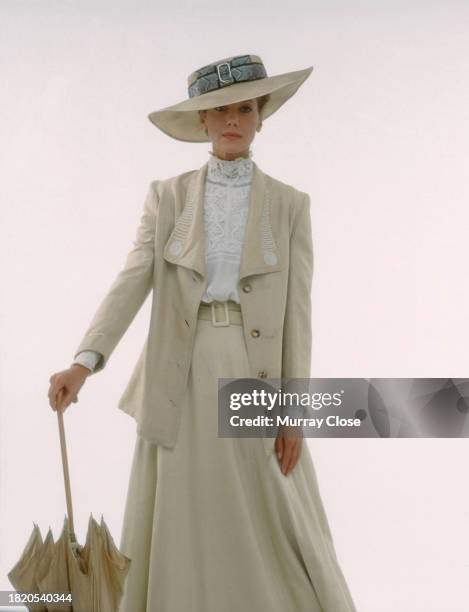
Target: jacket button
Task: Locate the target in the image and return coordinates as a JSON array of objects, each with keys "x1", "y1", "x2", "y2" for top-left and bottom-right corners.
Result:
[
  {"x1": 263, "y1": 250, "x2": 277, "y2": 265},
  {"x1": 251, "y1": 329, "x2": 260, "y2": 338},
  {"x1": 169, "y1": 240, "x2": 182, "y2": 256},
  {"x1": 242, "y1": 283, "x2": 252, "y2": 293},
  {"x1": 258, "y1": 370, "x2": 267, "y2": 378}
]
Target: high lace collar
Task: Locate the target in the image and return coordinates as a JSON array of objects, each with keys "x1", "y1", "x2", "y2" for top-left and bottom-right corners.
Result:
[{"x1": 207, "y1": 150, "x2": 253, "y2": 182}]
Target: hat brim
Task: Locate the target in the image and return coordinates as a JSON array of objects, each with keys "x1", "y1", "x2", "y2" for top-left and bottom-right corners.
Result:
[{"x1": 147, "y1": 65, "x2": 314, "y2": 143}]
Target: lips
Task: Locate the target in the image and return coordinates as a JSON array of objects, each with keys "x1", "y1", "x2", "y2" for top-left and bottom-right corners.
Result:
[{"x1": 223, "y1": 133, "x2": 242, "y2": 138}]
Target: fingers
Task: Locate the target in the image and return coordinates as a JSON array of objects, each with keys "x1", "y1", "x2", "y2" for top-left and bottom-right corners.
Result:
[
  {"x1": 48, "y1": 374, "x2": 55, "y2": 402},
  {"x1": 275, "y1": 435, "x2": 298, "y2": 474},
  {"x1": 53, "y1": 387, "x2": 67, "y2": 412},
  {"x1": 57, "y1": 388, "x2": 77, "y2": 412},
  {"x1": 279, "y1": 438, "x2": 302, "y2": 476},
  {"x1": 58, "y1": 389, "x2": 69, "y2": 412},
  {"x1": 49, "y1": 384, "x2": 64, "y2": 412},
  {"x1": 275, "y1": 436, "x2": 284, "y2": 461},
  {"x1": 280, "y1": 443, "x2": 294, "y2": 475},
  {"x1": 48, "y1": 374, "x2": 60, "y2": 411},
  {"x1": 48, "y1": 372, "x2": 79, "y2": 412}
]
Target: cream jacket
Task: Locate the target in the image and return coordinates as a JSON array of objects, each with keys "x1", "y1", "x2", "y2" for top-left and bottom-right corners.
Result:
[{"x1": 73, "y1": 160, "x2": 314, "y2": 456}]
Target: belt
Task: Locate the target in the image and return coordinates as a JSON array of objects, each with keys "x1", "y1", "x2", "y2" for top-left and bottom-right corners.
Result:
[{"x1": 198, "y1": 300, "x2": 243, "y2": 326}]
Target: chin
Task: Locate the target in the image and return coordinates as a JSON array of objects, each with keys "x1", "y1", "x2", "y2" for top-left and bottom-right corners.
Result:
[{"x1": 221, "y1": 141, "x2": 245, "y2": 152}]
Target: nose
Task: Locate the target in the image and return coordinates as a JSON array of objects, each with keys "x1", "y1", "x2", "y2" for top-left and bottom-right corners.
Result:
[{"x1": 225, "y1": 110, "x2": 239, "y2": 126}]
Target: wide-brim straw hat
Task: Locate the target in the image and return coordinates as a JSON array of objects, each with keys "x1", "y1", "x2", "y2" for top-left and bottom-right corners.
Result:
[{"x1": 148, "y1": 54, "x2": 313, "y2": 143}]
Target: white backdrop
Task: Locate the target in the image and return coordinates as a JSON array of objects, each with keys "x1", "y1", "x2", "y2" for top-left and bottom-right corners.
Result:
[{"x1": 1, "y1": 1, "x2": 469, "y2": 611}]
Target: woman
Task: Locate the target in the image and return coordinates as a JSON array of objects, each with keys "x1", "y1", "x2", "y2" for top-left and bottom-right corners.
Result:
[{"x1": 48, "y1": 54, "x2": 357, "y2": 612}]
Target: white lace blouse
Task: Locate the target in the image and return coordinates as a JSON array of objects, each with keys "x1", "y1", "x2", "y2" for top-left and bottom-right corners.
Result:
[
  {"x1": 201, "y1": 150, "x2": 253, "y2": 303},
  {"x1": 73, "y1": 151, "x2": 254, "y2": 372}
]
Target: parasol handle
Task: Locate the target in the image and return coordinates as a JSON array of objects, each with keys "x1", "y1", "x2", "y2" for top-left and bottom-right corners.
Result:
[{"x1": 56, "y1": 388, "x2": 77, "y2": 543}]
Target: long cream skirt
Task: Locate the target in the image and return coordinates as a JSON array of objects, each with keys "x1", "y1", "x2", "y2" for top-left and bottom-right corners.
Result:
[{"x1": 118, "y1": 302, "x2": 357, "y2": 612}]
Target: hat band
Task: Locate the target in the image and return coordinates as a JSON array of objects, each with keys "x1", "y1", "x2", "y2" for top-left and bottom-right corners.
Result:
[{"x1": 188, "y1": 55, "x2": 267, "y2": 99}]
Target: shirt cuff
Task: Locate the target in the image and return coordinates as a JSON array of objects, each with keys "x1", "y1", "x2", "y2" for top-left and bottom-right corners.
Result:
[{"x1": 72, "y1": 350, "x2": 102, "y2": 373}]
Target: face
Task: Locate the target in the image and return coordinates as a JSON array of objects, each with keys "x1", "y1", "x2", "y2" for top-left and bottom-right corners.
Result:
[{"x1": 199, "y1": 98, "x2": 261, "y2": 161}]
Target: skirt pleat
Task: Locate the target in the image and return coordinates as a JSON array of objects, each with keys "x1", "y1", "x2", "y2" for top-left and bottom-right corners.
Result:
[{"x1": 118, "y1": 310, "x2": 357, "y2": 612}]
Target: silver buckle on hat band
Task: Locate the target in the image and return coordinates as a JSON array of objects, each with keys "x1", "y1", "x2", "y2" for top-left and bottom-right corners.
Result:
[
  {"x1": 211, "y1": 301, "x2": 230, "y2": 327},
  {"x1": 216, "y1": 62, "x2": 234, "y2": 84}
]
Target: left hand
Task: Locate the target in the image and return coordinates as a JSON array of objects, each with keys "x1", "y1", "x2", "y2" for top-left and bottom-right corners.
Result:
[{"x1": 274, "y1": 425, "x2": 303, "y2": 476}]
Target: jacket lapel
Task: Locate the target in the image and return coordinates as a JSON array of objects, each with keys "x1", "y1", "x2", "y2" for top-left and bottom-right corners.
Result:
[
  {"x1": 162, "y1": 161, "x2": 207, "y2": 277},
  {"x1": 239, "y1": 161, "x2": 283, "y2": 280},
  {"x1": 163, "y1": 160, "x2": 283, "y2": 280}
]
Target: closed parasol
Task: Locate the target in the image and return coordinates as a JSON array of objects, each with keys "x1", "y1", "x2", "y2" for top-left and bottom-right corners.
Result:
[{"x1": 8, "y1": 389, "x2": 131, "y2": 611}]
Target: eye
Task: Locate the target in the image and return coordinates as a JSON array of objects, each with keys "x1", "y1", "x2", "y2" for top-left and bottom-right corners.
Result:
[
  {"x1": 241, "y1": 105, "x2": 253, "y2": 112},
  {"x1": 215, "y1": 106, "x2": 226, "y2": 111}
]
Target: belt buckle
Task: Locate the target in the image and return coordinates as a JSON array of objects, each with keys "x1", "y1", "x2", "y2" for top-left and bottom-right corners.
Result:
[
  {"x1": 211, "y1": 301, "x2": 230, "y2": 327},
  {"x1": 216, "y1": 62, "x2": 233, "y2": 84}
]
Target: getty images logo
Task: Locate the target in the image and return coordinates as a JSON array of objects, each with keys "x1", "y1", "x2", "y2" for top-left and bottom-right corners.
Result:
[{"x1": 229, "y1": 389, "x2": 345, "y2": 411}]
